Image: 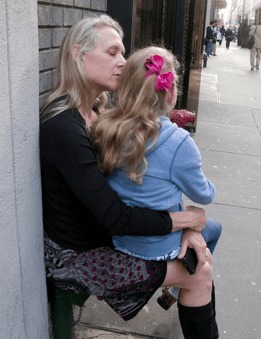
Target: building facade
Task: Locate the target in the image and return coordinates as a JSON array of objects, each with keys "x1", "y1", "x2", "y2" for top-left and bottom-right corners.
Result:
[
  {"x1": 39, "y1": 0, "x2": 209, "y2": 117},
  {"x1": 230, "y1": 0, "x2": 261, "y2": 25}
]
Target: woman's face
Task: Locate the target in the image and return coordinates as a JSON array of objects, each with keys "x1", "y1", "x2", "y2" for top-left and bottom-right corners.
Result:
[{"x1": 82, "y1": 26, "x2": 126, "y2": 94}]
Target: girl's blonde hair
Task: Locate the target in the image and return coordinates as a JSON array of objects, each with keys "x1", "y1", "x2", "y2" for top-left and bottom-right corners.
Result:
[
  {"x1": 94, "y1": 46, "x2": 179, "y2": 185},
  {"x1": 40, "y1": 15, "x2": 124, "y2": 121}
]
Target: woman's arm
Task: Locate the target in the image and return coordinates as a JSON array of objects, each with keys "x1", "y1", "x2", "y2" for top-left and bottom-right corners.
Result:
[
  {"x1": 41, "y1": 113, "x2": 173, "y2": 236},
  {"x1": 170, "y1": 205, "x2": 206, "y2": 233}
]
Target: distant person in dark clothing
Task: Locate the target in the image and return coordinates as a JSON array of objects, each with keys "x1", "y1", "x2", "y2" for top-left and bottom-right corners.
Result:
[
  {"x1": 225, "y1": 27, "x2": 234, "y2": 49},
  {"x1": 205, "y1": 20, "x2": 215, "y2": 56}
]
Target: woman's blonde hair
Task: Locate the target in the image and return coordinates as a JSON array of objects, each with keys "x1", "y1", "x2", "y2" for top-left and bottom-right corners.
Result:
[
  {"x1": 94, "y1": 46, "x2": 179, "y2": 185},
  {"x1": 40, "y1": 15, "x2": 124, "y2": 121}
]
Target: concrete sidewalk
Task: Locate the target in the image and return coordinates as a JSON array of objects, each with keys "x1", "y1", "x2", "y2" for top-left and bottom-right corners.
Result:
[{"x1": 74, "y1": 42, "x2": 261, "y2": 339}]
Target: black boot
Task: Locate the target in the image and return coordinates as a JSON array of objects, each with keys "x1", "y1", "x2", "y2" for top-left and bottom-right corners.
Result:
[
  {"x1": 178, "y1": 301, "x2": 213, "y2": 339},
  {"x1": 211, "y1": 282, "x2": 219, "y2": 338}
]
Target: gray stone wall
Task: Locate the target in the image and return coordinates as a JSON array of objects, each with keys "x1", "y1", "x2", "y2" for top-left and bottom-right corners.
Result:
[
  {"x1": 38, "y1": 0, "x2": 107, "y2": 108},
  {"x1": 1, "y1": 0, "x2": 49, "y2": 338}
]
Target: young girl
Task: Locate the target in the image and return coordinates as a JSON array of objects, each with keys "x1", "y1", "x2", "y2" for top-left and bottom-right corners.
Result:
[
  {"x1": 94, "y1": 46, "x2": 221, "y2": 323},
  {"x1": 94, "y1": 46, "x2": 221, "y2": 258}
]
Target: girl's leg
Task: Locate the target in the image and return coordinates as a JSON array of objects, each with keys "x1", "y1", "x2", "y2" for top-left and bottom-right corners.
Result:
[{"x1": 201, "y1": 218, "x2": 222, "y2": 254}]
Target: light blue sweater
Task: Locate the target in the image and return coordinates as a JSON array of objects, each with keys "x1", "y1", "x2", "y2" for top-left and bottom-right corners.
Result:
[{"x1": 109, "y1": 116, "x2": 215, "y2": 260}]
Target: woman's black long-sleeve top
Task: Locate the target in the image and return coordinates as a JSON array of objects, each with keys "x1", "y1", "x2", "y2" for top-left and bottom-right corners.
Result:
[{"x1": 40, "y1": 108, "x2": 172, "y2": 251}]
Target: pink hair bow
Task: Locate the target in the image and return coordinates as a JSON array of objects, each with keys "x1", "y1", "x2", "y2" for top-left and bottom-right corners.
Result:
[{"x1": 144, "y1": 55, "x2": 174, "y2": 92}]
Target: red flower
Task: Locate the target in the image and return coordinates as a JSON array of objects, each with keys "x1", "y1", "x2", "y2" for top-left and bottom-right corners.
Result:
[{"x1": 170, "y1": 109, "x2": 196, "y2": 127}]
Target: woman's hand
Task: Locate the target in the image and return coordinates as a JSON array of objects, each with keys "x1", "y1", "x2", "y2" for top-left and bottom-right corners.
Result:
[
  {"x1": 178, "y1": 229, "x2": 208, "y2": 269},
  {"x1": 169, "y1": 205, "x2": 206, "y2": 232}
]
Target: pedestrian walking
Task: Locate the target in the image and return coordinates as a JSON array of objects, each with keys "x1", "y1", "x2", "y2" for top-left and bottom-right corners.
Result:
[
  {"x1": 249, "y1": 20, "x2": 261, "y2": 71},
  {"x1": 225, "y1": 26, "x2": 234, "y2": 49}
]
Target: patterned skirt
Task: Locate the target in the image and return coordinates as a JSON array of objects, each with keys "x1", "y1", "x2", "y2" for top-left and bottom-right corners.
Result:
[{"x1": 44, "y1": 233, "x2": 167, "y2": 321}]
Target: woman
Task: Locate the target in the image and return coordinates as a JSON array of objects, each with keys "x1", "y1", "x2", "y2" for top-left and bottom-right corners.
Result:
[{"x1": 40, "y1": 15, "x2": 217, "y2": 338}]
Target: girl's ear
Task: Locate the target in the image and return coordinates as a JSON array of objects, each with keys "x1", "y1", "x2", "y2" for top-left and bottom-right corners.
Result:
[
  {"x1": 166, "y1": 90, "x2": 172, "y2": 104},
  {"x1": 71, "y1": 44, "x2": 80, "y2": 62},
  {"x1": 167, "y1": 85, "x2": 177, "y2": 106}
]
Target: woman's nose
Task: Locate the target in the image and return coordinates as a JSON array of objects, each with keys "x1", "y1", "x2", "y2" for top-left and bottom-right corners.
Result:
[{"x1": 118, "y1": 54, "x2": 126, "y2": 67}]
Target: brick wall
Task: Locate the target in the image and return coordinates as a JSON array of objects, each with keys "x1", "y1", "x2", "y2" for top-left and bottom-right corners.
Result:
[{"x1": 38, "y1": 0, "x2": 107, "y2": 108}]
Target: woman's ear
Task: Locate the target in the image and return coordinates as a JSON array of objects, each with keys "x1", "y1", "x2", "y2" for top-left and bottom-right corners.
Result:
[{"x1": 71, "y1": 44, "x2": 79, "y2": 62}]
